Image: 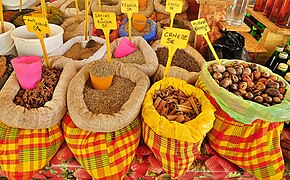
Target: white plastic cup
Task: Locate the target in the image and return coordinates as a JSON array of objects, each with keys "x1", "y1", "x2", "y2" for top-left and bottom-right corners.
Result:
[{"x1": 0, "y1": 22, "x2": 15, "y2": 54}]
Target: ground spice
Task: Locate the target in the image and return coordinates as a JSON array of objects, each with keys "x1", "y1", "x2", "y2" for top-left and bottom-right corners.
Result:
[
  {"x1": 84, "y1": 76, "x2": 136, "y2": 115},
  {"x1": 115, "y1": 49, "x2": 145, "y2": 64},
  {"x1": 13, "y1": 67, "x2": 63, "y2": 109},
  {"x1": 155, "y1": 47, "x2": 200, "y2": 72},
  {"x1": 64, "y1": 42, "x2": 102, "y2": 60},
  {"x1": 89, "y1": 60, "x2": 113, "y2": 77},
  {"x1": 124, "y1": 22, "x2": 151, "y2": 36}
]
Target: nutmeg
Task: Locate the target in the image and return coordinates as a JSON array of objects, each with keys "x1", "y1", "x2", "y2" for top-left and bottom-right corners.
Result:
[
  {"x1": 234, "y1": 65, "x2": 243, "y2": 75},
  {"x1": 266, "y1": 88, "x2": 280, "y2": 97},
  {"x1": 256, "y1": 82, "x2": 266, "y2": 91},
  {"x1": 242, "y1": 75, "x2": 252, "y2": 82},
  {"x1": 267, "y1": 82, "x2": 280, "y2": 89},
  {"x1": 213, "y1": 72, "x2": 223, "y2": 80},
  {"x1": 229, "y1": 84, "x2": 238, "y2": 91},
  {"x1": 213, "y1": 64, "x2": 226, "y2": 73},
  {"x1": 254, "y1": 96, "x2": 263, "y2": 104},
  {"x1": 249, "y1": 63, "x2": 258, "y2": 71},
  {"x1": 227, "y1": 67, "x2": 237, "y2": 75},
  {"x1": 231, "y1": 74, "x2": 239, "y2": 83},
  {"x1": 278, "y1": 81, "x2": 286, "y2": 88},
  {"x1": 273, "y1": 97, "x2": 281, "y2": 104},
  {"x1": 253, "y1": 71, "x2": 261, "y2": 80},
  {"x1": 242, "y1": 68, "x2": 252, "y2": 76},
  {"x1": 263, "y1": 103, "x2": 270, "y2": 107},
  {"x1": 223, "y1": 72, "x2": 230, "y2": 78},
  {"x1": 239, "y1": 82, "x2": 248, "y2": 90},
  {"x1": 263, "y1": 96, "x2": 272, "y2": 104},
  {"x1": 279, "y1": 87, "x2": 286, "y2": 95},
  {"x1": 268, "y1": 75, "x2": 278, "y2": 82},
  {"x1": 261, "y1": 72, "x2": 270, "y2": 78},
  {"x1": 220, "y1": 78, "x2": 232, "y2": 88},
  {"x1": 244, "y1": 92, "x2": 254, "y2": 100}
]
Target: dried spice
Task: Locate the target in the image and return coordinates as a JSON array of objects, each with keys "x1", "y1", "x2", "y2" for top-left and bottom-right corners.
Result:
[
  {"x1": 124, "y1": 22, "x2": 151, "y2": 36},
  {"x1": 155, "y1": 47, "x2": 200, "y2": 72},
  {"x1": 153, "y1": 86, "x2": 201, "y2": 123},
  {"x1": 89, "y1": 60, "x2": 113, "y2": 77},
  {"x1": 0, "y1": 54, "x2": 15, "y2": 90},
  {"x1": 13, "y1": 67, "x2": 62, "y2": 109},
  {"x1": 84, "y1": 76, "x2": 136, "y2": 115},
  {"x1": 115, "y1": 49, "x2": 145, "y2": 64},
  {"x1": 64, "y1": 43, "x2": 102, "y2": 60}
]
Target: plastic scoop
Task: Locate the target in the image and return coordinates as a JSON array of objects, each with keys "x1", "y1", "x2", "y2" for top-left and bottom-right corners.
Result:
[
  {"x1": 114, "y1": 37, "x2": 137, "y2": 58},
  {"x1": 85, "y1": 22, "x2": 98, "y2": 48},
  {"x1": 0, "y1": 0, "x2": 4, "y2": 33}
]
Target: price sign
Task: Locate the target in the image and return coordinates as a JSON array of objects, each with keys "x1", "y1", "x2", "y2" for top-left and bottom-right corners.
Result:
[
  {"x1": 161, "y1": 27, "x2": 190, "y2": 78},
  {"x1": 165, "y1": 0, "x2": 183, "y2": 28},
  {"x1": 93, "y1": 12, "x2": 117, "y2": 30},
  {"x1": 23, "y1": 16, "x2": 50, "y2": 34},
  {"x1": 121, "y1": 0, "x2": 138, "y2": 40},
  {"x1": 191, "y1": 18, "x2": 221, "y2": 64}
]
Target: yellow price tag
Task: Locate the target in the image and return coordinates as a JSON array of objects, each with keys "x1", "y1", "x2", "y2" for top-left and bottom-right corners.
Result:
[
  {"x1": 165, "y1": 0, "x2": 183, "y2": 13},
  {"x1": 121, "y1": 0, "x2": 139, "y2": 13},
  {"x1": 93, "y1": 12, "x2": 117, "y2": 30},
  {"x1": 24, "y1": 16, "x2": 50, "y2": 34},
  {"x1": 161, "y1": 27, "x2": 190, "y2": 78},
  {"x1": 190, "y1": 18, "x2": 210, "y2": 35}
]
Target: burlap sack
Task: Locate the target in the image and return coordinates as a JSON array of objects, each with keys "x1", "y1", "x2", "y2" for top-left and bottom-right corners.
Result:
[
  {"x1": 156, "y1": 18, "x2": 195, "y2": 43},
  {"x1": 59, "y1": 0, "x2": 91, "y2": 18},
  {"x1": 61, "y1": 15, "x2": 93, "y2": 42},
  {"x1": 50, "y1": 36, "x2": 106, "y2": 71},
  {"x1": 30, "y1": 0, "x2": 66, "y2": 9},
  {"x1": 91, "y1": 0, "x2": 122, "y2": 16},
  {"x1": 110, "y1": 36, "x2": 158, "y2": 77},
  {"x1": 138, "y1": 0, "x2": 154, "y2": 17},
  {"x1": 151, "y1": 40, "x2": 205, "y2": 84},
  {"x1": 154, "y1": 0, "x2": 188, "y2": 15},
  {"x1": 0, "y1": 57, "x2": 77, "y2": 129},
  {"x1": 67, "y1": 60, "x2": 150, "y2": 132}
]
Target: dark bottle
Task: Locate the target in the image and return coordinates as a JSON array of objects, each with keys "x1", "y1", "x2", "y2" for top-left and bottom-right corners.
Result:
[
  {"x1": 264, "y1": 0, "x2": 275, "y2": 18},
  {"x1": 253, "y1": 0, "x2": 267, "y2": 11},
  {"x1": 269, "y1": 0, "x2": 285, "y2": 23},
  {"x1": 274, "y1": 63, "x2": 288, "y2": 77},
  {"x1": 277, "y1": 0, "x2": 290, "y2": 27},
  {"x1": 273, "y1": 52, "x2": 289, "y2": 71},
  {"x1": 265, "y1": 45, "x2": 285, "y2": 70},
  {"x1": 285, "y1": 73, "x2": 290, "y2": 83}
]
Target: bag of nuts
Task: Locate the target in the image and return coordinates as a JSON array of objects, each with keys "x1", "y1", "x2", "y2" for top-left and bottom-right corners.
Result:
[
  {"x1": 196, "y1": 59, "x2": 290, "y2": 179},
  {"x1": 63, "y1": 61, "x2": 150, "y2": 179},
  {"x1": 142, "y1": 77, "x2": 216, "y2": 178},
  {"x1": 153, "y1": 0, "x2": 188, "y2": 15},
  {"x1": 59, "y1": 0, "x2": 89, "y2": 18},
  {"x1": 0, "y1": 58, "x2": 77, "y2": 179},
  {"x1": 50, "y1": 36, "x2": 107, "y2": 71},
  {"x1": 137, "y1": 0, "x2": 154, "y2": 17},
  {"x1": 110, "y1": 36, "x2": 159, "y2": 77},
  {"x1": 91, "y1": 0, "x2": 122, "y2": 16},
  {"x1": 151, "y1": 40, "x2": 205, "y2": 84}
]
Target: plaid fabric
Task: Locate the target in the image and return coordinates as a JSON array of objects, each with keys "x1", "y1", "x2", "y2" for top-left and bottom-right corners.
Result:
[
  {"x1": 142, "y1": 120, "x2": 200, "y2": 178},
  {"x1": 0, "y1": 121, "x2": 63, "y2": 180},
  {"x1": 62, "y1": 114, "x2": 141, "y2": 180},
  {"x1": 196, "y1": 78, "x2": 285, "y2": 180}
]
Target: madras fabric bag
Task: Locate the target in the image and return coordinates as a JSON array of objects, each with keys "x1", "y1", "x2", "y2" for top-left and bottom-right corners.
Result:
[
  {"x1": 196, "y1": 60, "x2": 290, "y2": 179},
  {"x1": 0, "y1": 59, "x2": 77, "y2": 179},
  {"x1": 142, "y1": 77, "x2": 216, "y2": 178},
  {"x1": 64, "y1": 62, "x2": 150, "y2": 179}
]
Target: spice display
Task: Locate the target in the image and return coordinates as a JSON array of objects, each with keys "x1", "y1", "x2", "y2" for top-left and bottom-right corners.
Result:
[
  {"x1": 115, "y1": 49, "x2": 145, "y2": 64},
  {"x1": 155, "y1": 47, "x2": 200, "y2": 72},
  {"x1": 83, "y1": 76, "x2": 136, "y2": 115},
  {"x1": 67, "y1": 0, "x2": 86, "y2": 10},
  {"x1": 13, "y1": 67, "x2": 62, "y2": 109},
  {"x1": 124, "y1": 22, "x2": 151, "y2": 36},
  {"x1": 89, "y1": 60, "x2": 113, "y2": 78},
  {"x1": 208, "y1": 61, "x2": 287, "y2": 106},
  {"x1": 153, "y1": 85, "x2": 201, "y2": 123},
  {"x1": 63, "y1": 43, "x2": 102, "y2": 60}
]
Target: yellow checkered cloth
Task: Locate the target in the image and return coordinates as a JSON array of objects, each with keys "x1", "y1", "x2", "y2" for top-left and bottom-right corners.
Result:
[
  {"x1": 62, "y1": 114, "x2": 141, "y2": 180},
  {"x1": 0, "y1": 121, "x2": 63, "y2": 180}
]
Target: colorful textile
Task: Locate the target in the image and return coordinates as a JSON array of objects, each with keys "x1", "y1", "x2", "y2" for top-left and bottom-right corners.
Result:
[
  {"x1": 0, "y1": 121, "x2": 63, "y2": 180},
  {"x1": 62, "y1": 114, "x2": 141, "y2": 180}
]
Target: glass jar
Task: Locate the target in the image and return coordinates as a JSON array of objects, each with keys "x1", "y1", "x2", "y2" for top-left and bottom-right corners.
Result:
[
  {"x1": 269, "y1": 0, "x2": 285, "y2": 23},
  {"x1": 225, "y1": 0, "x2": 250, "y2": 26},
  {"x1": 277, "y1": 0, "x2": 290, "y2": 28},
  {"x1": 264, "y1": 0, "x2": 275, "y2": 18},
  {"x1": 253, "y1": 0, "x2": 267, "y2": 11}
]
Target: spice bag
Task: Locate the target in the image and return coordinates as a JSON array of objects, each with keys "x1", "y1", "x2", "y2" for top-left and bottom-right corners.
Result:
[
  {"x1": 59, "y1": 0, "x2": 89, "y2": 18},
  {"x1": 91, "y1": 0, "x2": 122, "y2": 16},
  {"x1": 0, "y1": 59, "x2": 77, "y2": 180},
  {"x1": 138, "y1": 0, "x2": 154, "y2": 17},
  {"x1": 154, "y1": 0, "x2": 188, "y2": 15},
  {"x1": 50, "y1": 36, "x2": 107, "y2": 71},
  {"x1": 61, "y1": 15, "x2": 93, "y2": 42},
  {"x1": 110, "y1": 36, "x2": 158, "y2": 77},
  {"x1": 196, "y1": 60, "x2": 290, "y2": 179},
  {"x1": 142, "y1": 77, "x2": 216, "y2": 178},
  {"x1": 64, "y1": 62, "x2": 150, "y2": 179},
  {"x1": 151, "y1": 40, "x2": 205, "y2": 84}
]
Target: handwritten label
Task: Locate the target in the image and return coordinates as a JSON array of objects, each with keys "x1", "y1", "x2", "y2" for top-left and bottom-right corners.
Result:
[
  {"x1": 93, "y1": 12, "x2": 117, "y2": 30},
  {"x1": 160, "y1": 27, "x2": 190, "y2": 49},
  {"x1": 191, "y1": 18, "x2": 210, "y2": 35},
  {"x1": 165, "y1": 0, "x2": 183, "y2": 14},
  {"x1": 24, "y1": 16, "x2": 50, "y2": 34},
  {"x1": 121, "y1": 0, "x2": 139, "y2": 14}
]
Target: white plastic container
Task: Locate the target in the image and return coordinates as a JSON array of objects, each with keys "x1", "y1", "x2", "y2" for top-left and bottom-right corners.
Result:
[
  {"x1": 3, "y1": 0, "x2": 36, "y2": 10},
  {"x1": 0, "y1": 22, "x2": 15, "y2": 54},
  {"x1": 11, "y1": 24, "x2": 64, "y2": 57},
  {"x1": 0, "y1": 43, "x2": 18, "y2": 56}
]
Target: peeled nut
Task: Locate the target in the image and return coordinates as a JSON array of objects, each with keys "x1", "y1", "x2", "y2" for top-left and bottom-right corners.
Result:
[
  {"x1": 238, "y1": 89, "x2": 247, "y2": 95},
  {"x1": 233, "y1": 91, "x2": 242, "y2": 97},
  {"x1": 227, "y1": 67, "x2": 237, "y2": 75},
  {"x1": 261, "y1": 94, "x2": 268, "y2": 99},
  {"x1": 242, "y1": 75, "x2": 252, "y2": 82},
  {"x1": 254, "y1": 96, "x2": 263, "y2": 104},
  {"x1": 242, "y1": 68, "x2": 252, "y2": 76},
  {"x1": 239, "y1": 82, "x2": 248, "y2": 90},
  {"x1": 247, "y1": 81, "x2": 255, "y2": 88},
  {"x1": 241, "y1": 62, "x2": 249, "y2": 68},
  {"x1": 268, "y1": 75, "x2": 278, "y2": 82},
  {"x1": 223, "y1": 72, "x2": 230, "y2": 78},
  {"x1": 279, "y1": 87, "x2": 286, "y2": 95},
  {"x1": 213, "y1": 72, "x2": 223, "y2": 80},
  {"x1": 234, "y1": 65, "x2": 243, "y2": 75},
  {"x1": 208, "y1": 66, "x2": 214, "y2": 74},
  {"x1": 261, "y1": 72, "x2": 270, "y2": 78},
  {"x1": 263, "y1": 96, "x2": 272, "y2": 104},
  {"x1": 252, "y1": 89, "x2": 262, "y2": 97},
  {"x1": 267, "y1": 82, "x2": 279, "y2": 89},
  {"x1": 213, "y1": 64, "x2": 226, "y2": 73},
  {"x1": 231, "y1": 74, "x2": 239, "y2": 83},
  {"x1": 249, "y1": 63, "x2": 258, "y2": 71},
  {"x1": 273, "y1": 97, "x2": 281, "y2": 104},
  {"x1": 244, "y1": 92, "x2": 254, "y2": 100},
  {"x1": 278, "y1": 81, "x2": 286, "y2": 88},
  {"x1": 266, "y1": 88, "x2": 280, "y2": 97},
  {"x1": 220, "y1": 78, "x2": 232, "y2": 88},
  {"x1": 258, "y1": 78, "x2": 267, "y2": 84},
  {"x1": 256, "y1": 82, "x2": 266, "y2": 91},
  {"x1": 278, "y1": 94, "x2": 284, "y2": 100},
  {"x1": 253, "y1": 71, "x2": 261, "y2": 80},
  {"x1": 229, "y1": 84, "x2": 238, "y2": 91}
]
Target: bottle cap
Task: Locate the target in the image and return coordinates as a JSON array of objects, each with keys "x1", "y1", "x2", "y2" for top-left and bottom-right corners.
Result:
[
  {"x1": 279, "y1": 52, "x2": 288, "y2": 59},
  {"x1": 278, "y1": 63, "x2": 288, "y2": 71},
  {"x1": 287, "y1": 59, "x2": 290, "y2": 66},
  {"x1": 276, "y1": 45, "x2": 285, "y2": 52},
  {"x1": 285, "y1": 73, "x2": 290, "y2": 82},
  {"x1": 287, "y1": 46, "x2": 290, "y2": 51}
]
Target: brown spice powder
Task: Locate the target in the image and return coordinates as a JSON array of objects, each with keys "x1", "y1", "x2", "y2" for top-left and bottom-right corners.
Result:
[
  {"x1": 115, "y1": 49, "x2": 145, "y2": 65},
  {"x1": 64, "y1": 43, "x2": 102, "y2": 60}
]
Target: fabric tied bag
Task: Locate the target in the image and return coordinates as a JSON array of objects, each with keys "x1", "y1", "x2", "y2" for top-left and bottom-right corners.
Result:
[
  {"x1": 196, "y1": 60, "x2": 290, "y2": 179},
  {"x1": 63, "y1": 62, "x2": 150, "y2": 179},
  {"x1": 0, "y1": 59, "x2": 77, "y2": 179},
  {"x1": 142, "y1": 77, "x2": 216, "y2": 178}
]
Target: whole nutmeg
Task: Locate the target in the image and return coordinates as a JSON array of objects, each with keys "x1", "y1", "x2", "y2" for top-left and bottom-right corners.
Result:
[
  {"x1": 208, "y1": 66, "x2": 214, "y2": 74},
  {"x1": 220, "y1": 78, "x2": 232, "y2": 88},
  {"x1": 234, "y1": 65, "x2": 243, "y2": 75},
  {"x1": 244, "y1": 92, "x2": 254, "y2": 100},
  {"x1": 223, "y1": 72, "x2": 230, "y2": 78},
  {"x1": 238, "y1": 89, "x2": 247, "y2": 95},
  {"x1": 241, "y1": 62, "x2": 249, "y2": 68},
  {"x1": 278, "y1": 93, "x2": 284, "y2": 100},
  {"x1": 231, "y1": 74, "x2": 239, "y2": 83},
  {"x1": 249, "y1": 63, "x2": 258, "y2": 71},
  {"x1": 229, "y1": 84, "x2": 238, "y2": 91},
  {"x1": 252, "y1": 89, "x2": 262, "y2": 97},
  {"x1": 242, "y1": 68, "x2": 252, "y2": 76},
  {"x1": 267, "y1": 82, "x2": 280, "y2": 89},
  {"x1": 242, "y1": 75, "x2": 252, "y2": 82},
  {"x1": 233, "y1": 91, "x2": 242, "y2": 97},
  {"x1": 273, "y1": 97, "x2": 281, "y2": 104},
  {"x1": 268, "y1": 75, "x2": 278, "y2": 82},
  {"x1": 263, "y1": 96, "x2": 273, "y2": 104},
  {"x1": 279, "y1": 87, "x2": 286, "y2": 95},
  {"x1": 261, "y1": 94, "x2": 268, "y2": 99},
  {"x1": 258, "y1": 78, "x2": 268, "y2": 83},
  {"x1": 247, "y1": 81, "x2": 255, "y2": 88},
  {"x1": 256, "y1": 82, "x2": 266, "y2": 91},
  {"x1": 253, "y1": 71, "x2": 261, "y2": 80},
  {"x1": 278, "y1": 81, "x2": 286, "y2": 88},
  {"x1": 261, "y1": 72, "x2": 270, "y2": 78},
  {"x1": 213, "y1": 72, "x2": 223, "y2": 80},
  {"x1": 254, "y1": 96, "x2": 264, "y2": 104},
  {"x1": 213, "y1": 64, "x2": 226, "y2": 73},
  {"x1": 239, "y1": 82, "x2": 248, "y2": 90},
  {"x1": 227, "y1": 67, "x2": 237, "y2": 75},
  {"x1": 263, "y1": 103, "x2": 270, "y2": 107},
  {"x1": 266, "y1": 88, "x2": 280, "y2": 97}
]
